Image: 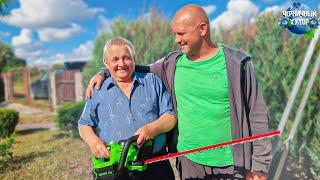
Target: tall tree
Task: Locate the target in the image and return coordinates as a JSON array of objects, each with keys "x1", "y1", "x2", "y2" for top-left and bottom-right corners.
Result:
[
  {"x1": 0, "y1": 42, "x2": 14, "y2": 68},
  {"x1": 0, "y1": 42, "x2": 26, "y2": 72}
]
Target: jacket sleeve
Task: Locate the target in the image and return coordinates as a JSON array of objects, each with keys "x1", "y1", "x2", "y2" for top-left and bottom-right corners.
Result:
[
  {"x1": 245, "y1": 61, "x2": 272, "y2": 174},
  {"x1": 148, "y1": 57, "x2": 165, "y2": 81},
  {"x1": 98, "y1": 68, "x2": 110, "y2": 78}
]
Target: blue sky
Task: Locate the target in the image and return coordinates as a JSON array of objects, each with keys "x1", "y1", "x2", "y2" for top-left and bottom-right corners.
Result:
[{"x1": 0, "y1": 0, "x2": 319, "y2": 66}]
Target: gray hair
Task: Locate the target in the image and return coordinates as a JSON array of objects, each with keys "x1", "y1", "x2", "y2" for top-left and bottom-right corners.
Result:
[{"x1": 102, "y1": 38, "x2": 135, "y2": 61}]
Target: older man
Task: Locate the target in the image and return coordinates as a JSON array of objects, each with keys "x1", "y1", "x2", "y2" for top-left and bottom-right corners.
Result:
[
  {"x1": 86, "y1": 5, "x2": 271, "y2": 180},
  {"x1": 78, "y1": 38, "x2": 176, "y2": 180}
]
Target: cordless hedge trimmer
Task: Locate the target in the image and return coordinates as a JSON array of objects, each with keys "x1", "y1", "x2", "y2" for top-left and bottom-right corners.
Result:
[{"x1": 92, "y1": 130, "x2": 280, "y2": 180}]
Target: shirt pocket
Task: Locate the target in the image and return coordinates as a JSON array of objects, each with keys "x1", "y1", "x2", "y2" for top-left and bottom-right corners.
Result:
[{"x1": 139, "y1": 97, "x2": 158, "y2": 115}]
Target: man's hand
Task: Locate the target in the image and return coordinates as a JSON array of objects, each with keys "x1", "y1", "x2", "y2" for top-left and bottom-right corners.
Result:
[
  {"x1": 85, "y1": 74, "x2": 105, "y2": 99},
  {"x1": 246, "y1": 171, "x2": 267, "y2": 180},
  {"x1": 89, "y1": 138, "x2": 110, "y2": 158},
  {"x1": 134, "y1": 114, "x2": 176, "y2": 145},
  {"x1": 134, "y1": 124, "x2": 157, "y2": 145}
]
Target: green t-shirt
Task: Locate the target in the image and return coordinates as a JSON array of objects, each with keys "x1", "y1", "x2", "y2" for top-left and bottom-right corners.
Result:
[{"x1": 175, "y1": 46, "x2": 234, "y2": 166}]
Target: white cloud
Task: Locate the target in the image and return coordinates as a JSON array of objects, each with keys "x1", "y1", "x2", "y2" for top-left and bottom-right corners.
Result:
[
  {"x1": 51, "y1": 53, "x2": 67, "y2": 64},
  {"x1": 51, "y1": 41, "x2": 94, "y2": 64},
  {"x1": 140, "y1": 10, "x2": 156, "y2": 23},
  {"x1": 262, "y1": 0, "x2": 276, "y2": 2},
  {"x1": 31, "y1": 58, "x2": 49, "y2": 67},
  {"x1": 14, "y1": 41, "x2": 47, "y2": 61},
  {"x1": 202, "y1": 5, "x2": 217, "y2": 16},
  {"x1": 262, "y1": 1, "x2": 291, "y2": 15},
  {"x1": 0, "y1": 0, "x2": 104, "y2": 29},
  {"x1": 97, "y1": 15, "x2": 112, "y2": 34},
  {"x1": 263, "y1": 5, "x2": 283, "y2": 14},
  {"x1": 12, "y1": 38, "x2": 93, "y2": 65},
  {"x1": 0, "y1": 31, "x2": 10, "y2": 38},
  {"x1": 38, "y1": 23, "x2": 82, "y2": 42},
  {"x1": 142, "y1": 12, "x2": 151, "y2": 20},
  {"x1": 73, "y1": 41, "x2": 94, "y2": 61},
  {"x1": 10, "y1": 30, "x2": 49, "y2": 64},
  {"x1": 11, "y1": 29, "x2": 33, "y2": 47},
  {"x1": 16, "y1": 48, "x2": 42, "y2": 58},
  {"x1": 211, "y1": 0, "x2": 259, "y2": 31}
]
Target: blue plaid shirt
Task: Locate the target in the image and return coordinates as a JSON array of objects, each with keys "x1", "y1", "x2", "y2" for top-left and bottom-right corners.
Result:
[{"x1": 78, "y1": 72, "x2": 174, "y2": 153}]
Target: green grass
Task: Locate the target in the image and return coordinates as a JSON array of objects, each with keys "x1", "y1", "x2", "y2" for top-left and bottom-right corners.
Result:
[{"x1": 0, "y1": 130, "x2": 92, "y2": 180}]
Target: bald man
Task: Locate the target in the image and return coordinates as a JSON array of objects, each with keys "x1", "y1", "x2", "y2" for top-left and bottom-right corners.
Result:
[{"x1": 86, "y1": 4, "x2": 271, "y2": 180}]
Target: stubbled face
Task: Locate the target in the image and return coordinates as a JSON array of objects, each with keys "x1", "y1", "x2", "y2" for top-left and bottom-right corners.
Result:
[
  {"x1": 104, "y1": 45, "x2": 135, "y2": 82},
  {"x1": 172, "y1": 18, "x2": 202, "y2": 55}
]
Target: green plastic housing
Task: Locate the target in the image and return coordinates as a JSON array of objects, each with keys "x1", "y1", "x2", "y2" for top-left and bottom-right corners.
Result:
[{"x1": 92, "y1": 142, "x2": 147, "y2": 172}]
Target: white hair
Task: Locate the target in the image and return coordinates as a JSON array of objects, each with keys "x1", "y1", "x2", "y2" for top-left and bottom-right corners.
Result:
[{"x1": 102, "y1": 38, "x2": 135, "y2": 61}]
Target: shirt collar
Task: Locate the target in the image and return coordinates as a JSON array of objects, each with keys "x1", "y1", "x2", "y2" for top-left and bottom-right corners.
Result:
[{"x1": 105, "y1": 72, "x2": 144, "y2": 90}]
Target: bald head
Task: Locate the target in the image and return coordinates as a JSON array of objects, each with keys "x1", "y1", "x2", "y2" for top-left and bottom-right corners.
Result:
[
  {"x1": 173, "y1": 4, "x2": 209, "y2": 27},
  {"x1": 171, "y1": 4, "x2": 213, "y2": 55}
]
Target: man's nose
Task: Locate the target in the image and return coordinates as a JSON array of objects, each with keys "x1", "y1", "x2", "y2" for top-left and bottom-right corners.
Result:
[
  {"x1": 118, "y1": 59, "x2": 125, "y2": 66},
  {"x1": 175, "y1": 35, "x2": 181, "y2": 44}
]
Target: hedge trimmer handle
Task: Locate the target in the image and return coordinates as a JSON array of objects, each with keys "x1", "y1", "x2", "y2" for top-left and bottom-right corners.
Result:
[{"x1": 116, "y1": 135, "x2": 138, "y2": 175}]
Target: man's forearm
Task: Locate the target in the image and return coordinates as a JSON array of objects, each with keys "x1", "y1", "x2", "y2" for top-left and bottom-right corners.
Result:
[
  {"x1": 79, "y1": 125, "x2": 101, "y2": 147},
  {"x1": 98, "y1": 68, "x2": 109, "y2": 78},
  {"x1": 149, "y1": 113, "x2": 176, "y2": 135}
]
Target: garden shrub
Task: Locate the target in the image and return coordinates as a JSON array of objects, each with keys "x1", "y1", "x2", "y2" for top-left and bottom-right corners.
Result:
[
  {"x1": 0, "y1": 132, "x2": 16, "y2": 162},
  {"x1": 0, "y1": 109, "x2": 19, "y2": 138},
  {"x1": 56, "y1": 101, "x2": 85, "y2": 137}
]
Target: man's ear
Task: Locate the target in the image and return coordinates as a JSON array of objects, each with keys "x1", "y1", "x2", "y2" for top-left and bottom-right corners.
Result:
[
  {"x1": 199, "y1": 23, "x2": 209, "y2": 36},
  {"x1": 103, "y1": 59, "x2": 109, "y2": 69}
]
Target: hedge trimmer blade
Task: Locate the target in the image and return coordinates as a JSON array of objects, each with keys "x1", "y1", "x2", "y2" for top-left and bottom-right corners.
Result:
[{"x1": 144, "y1": 130, "x2": 280, "y2": 164}]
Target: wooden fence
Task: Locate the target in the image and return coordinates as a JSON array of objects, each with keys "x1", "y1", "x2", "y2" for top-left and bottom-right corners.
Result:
[
  {"x1": 1, "y1": 68, "x2": 31, "y2": 104},
  {"x1": 2, "y1": 68, "x2": 85, "y2": 111},
  {"x1": 50, "y1": 70, "x2": 84, "y2": 110}
]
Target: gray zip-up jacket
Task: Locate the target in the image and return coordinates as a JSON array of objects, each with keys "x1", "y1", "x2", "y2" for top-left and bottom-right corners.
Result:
[{"x1": 100, "y1": 45, "x2": 272, "y2": 173}]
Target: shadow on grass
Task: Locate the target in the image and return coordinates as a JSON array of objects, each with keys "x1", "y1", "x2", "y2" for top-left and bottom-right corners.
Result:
[
  {"x1": 44, "y1": 132, "x2": 71, "y2": 142},
  {"x1": 0, "y1": 150, "x2": 54, "y2": 173},
  {"x1": 17, "y1": 128, "x2": 49, "y2": 135}
]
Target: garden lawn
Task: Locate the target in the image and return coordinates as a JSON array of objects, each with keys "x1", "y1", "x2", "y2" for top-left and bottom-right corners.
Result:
[{"x1": 0, "y1": 129, "x2": 92, "y2": 180}]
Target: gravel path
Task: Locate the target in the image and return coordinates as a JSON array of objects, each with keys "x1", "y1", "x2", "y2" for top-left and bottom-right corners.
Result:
[
  {"x1": 16, "y1": 122, "x2": 56, "y2": 131},
  {"x1": 0, "y1": 102, "x2": 56, "y2": 131},
  {"x1": 0, "y1": 102, "x2": 54, "y2": 116}
]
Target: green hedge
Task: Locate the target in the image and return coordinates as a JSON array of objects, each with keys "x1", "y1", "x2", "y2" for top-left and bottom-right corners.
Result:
[
  {"x1": 56, "y1": 101, "x2": 85, "y2": 137},
  {"x1": 0, "y1": 109, "x2": 19, "y2": 138}
]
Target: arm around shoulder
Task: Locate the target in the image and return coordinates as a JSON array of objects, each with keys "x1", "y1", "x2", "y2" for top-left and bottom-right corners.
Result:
[{"x1": 245, "y1": 61, "x2": 272, "y2": 174}]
